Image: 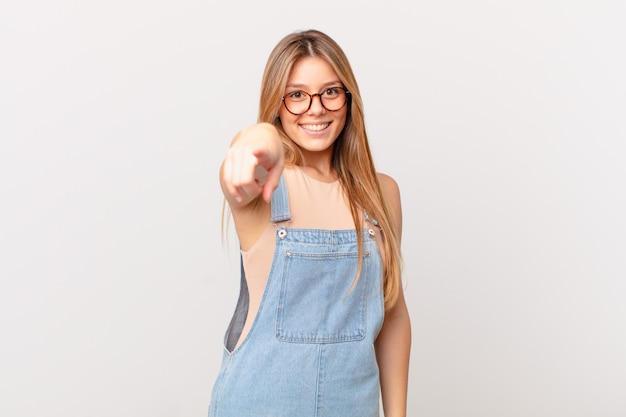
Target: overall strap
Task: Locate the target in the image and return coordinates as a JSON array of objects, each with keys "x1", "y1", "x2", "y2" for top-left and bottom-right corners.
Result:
[{"x1": 270, "y1": 174, "x2": 291, "y2": 223}]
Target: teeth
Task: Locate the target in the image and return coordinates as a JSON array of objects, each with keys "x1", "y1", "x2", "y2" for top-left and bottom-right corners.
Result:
[{"x1": 301, "y1": 123, "x2": 329, "y2": 131}]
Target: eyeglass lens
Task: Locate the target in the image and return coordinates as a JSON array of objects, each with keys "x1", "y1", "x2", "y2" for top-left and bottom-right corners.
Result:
[{"x1": 283, "y1": 88, "x2": 348, "y2": 115}]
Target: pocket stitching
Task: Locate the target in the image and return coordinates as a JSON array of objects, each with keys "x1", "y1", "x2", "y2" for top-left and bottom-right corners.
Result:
[{"x1": 276, "y1": 250, "x2": 369, "y2": 344}]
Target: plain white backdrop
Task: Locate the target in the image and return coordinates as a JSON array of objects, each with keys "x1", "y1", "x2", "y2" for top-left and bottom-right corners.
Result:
[{"x1": 1, "y1": 1, "x2": 625, "y2": 416}]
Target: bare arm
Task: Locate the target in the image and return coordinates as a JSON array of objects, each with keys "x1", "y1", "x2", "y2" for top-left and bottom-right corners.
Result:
[
  {"x1": 220, "y1": 123, "x2": 284, "y2": 208},
  {"x1": 375, "y1": 174, "x2": 411, "y2": 417},
  {"x1": 220, "y1": 123, "x2": 285, "y2": 250}
]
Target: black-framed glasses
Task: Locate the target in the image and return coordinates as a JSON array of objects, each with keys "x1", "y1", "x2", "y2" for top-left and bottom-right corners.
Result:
[{"x1": 282, "y1": 87, "x2": 350, "y2": 115}]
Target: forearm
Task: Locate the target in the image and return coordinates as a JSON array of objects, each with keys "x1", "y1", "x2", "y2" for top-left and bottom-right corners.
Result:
[{"x1": 375, "y1": 292, "x2": 411, "y2": 417}]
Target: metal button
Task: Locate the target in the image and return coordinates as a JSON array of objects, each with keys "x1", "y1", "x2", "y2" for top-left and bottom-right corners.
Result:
[
  {"x1": 278, "y1": 229, "x2": 287, "y2": 239},
  {"x1": 367, "y1": 228, "x2": 375, "y2": 237}
]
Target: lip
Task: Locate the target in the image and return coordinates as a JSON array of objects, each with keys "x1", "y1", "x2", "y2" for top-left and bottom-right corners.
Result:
[{"x1": 299, "y1": 122, "x2": 331, "y2": 136}]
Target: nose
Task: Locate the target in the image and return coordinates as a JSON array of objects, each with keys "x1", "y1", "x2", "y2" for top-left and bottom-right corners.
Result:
[{"x1": 307, "y1": 93, "x2": 326, "y2": 114}]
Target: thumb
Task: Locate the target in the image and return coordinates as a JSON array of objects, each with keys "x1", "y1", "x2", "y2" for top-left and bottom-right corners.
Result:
[{"x1": 261, "y1": 159, "x2": 284, "y2": 203}]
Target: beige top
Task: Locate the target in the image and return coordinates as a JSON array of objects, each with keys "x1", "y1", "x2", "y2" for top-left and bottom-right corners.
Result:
[{"x1": 236, "y1": 166, "x2": 355, "y2": 348}]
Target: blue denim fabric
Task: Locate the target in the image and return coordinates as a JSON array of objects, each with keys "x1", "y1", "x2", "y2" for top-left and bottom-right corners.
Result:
[{"x1": 209, "y1": 175, "x2": 385, "y2": 417}]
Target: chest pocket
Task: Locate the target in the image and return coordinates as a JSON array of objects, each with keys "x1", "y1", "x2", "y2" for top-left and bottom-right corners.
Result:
[{"x1": 276, "y1": 249, "x2": 370, "y2": 344}]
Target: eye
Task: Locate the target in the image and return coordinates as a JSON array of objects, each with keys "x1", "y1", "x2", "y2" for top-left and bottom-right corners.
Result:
[
  {"x1": 286, "y1": 91, "x2": 307, "y2": 101},
  {"x1": 325, "y1": 87, "x2": 347, "y2": 98},
  {"x1": 323, "y1": 87, "x2": 341, "y2": 97}
]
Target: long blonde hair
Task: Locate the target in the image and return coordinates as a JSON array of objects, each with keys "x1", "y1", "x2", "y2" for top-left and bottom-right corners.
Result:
[{"x1": 258, "y1": 30, "x2": 403, "y2": 309}]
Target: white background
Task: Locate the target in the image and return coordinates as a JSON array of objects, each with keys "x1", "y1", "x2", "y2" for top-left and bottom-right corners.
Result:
[{"x1": 1, "y1": 1, "x2": 625, "y2": 416}]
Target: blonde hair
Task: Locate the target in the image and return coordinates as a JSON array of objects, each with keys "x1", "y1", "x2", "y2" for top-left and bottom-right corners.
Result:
[{"x1": 258, "y1": 30, "x2": 403, "y2": 309}]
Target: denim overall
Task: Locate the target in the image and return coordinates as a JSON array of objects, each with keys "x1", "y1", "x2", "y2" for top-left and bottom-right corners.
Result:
[{"x1": 209, "y1": 175, "x2": 385, "y2": 417}]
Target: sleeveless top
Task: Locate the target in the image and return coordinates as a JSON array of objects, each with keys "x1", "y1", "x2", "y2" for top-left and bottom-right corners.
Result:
[{"x1": 209, "y1": 166, "x2": 385, "y2": 417}]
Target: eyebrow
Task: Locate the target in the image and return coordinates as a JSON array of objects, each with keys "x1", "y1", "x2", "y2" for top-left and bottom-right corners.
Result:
[{"x1": 285, "y1": 81, "x2": 343, "y2": 90}]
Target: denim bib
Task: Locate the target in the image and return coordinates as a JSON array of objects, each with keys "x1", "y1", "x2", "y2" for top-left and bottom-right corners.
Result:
[{"x1": 209, "y1": 175, "x2": 385, "y2": 417}]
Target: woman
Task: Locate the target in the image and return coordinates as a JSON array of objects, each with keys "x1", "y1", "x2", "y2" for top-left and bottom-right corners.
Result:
[{"x1": 210, "y1": 29, "x2": 411, "y2": 417}]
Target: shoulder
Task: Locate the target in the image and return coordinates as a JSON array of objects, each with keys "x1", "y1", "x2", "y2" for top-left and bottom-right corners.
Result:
[
  {"x1": 377, "y1": 172, "x2": 403, "y2": 236},
  {"x1": 377, "y1": 173, "x2": 401, "y2": 203}
]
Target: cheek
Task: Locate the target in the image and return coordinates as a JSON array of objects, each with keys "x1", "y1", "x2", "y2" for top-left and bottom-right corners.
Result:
[
  {"x1": 278, "y1": 108, "x2": 286, "y2": 122},
  {"x1": 278, "y1": 107, "x2": 295, "y2": 124},
  {"x1": 279, "y1": 115, "x2": 302, "y2": 137},
  {"x1": 335, "y1": 111, "x2": 348, "y2": 130}
]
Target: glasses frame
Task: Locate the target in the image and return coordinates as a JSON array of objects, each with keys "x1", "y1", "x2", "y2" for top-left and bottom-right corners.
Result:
[{"x1": 281, "y1": 87, "x2": 351, "y2": 115}]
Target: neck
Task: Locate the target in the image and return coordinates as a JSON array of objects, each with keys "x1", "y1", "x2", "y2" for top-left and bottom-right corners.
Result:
[
  {"x1": 298, "y1": 163, "x2": 337, "y2": 183},
  {"x1": 297, "y1": 149, "x2": 334, "y2": 177}
]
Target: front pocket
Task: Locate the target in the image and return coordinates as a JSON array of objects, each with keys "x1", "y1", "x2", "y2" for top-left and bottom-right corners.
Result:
[{"x1": 276, "y1": 250, "x2": 369, "y2": 343}]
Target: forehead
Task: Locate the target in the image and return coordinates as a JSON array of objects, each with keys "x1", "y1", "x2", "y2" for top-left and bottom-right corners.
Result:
[{"x1": 286, "y1": 56, "x2": 341, "y2": 87}]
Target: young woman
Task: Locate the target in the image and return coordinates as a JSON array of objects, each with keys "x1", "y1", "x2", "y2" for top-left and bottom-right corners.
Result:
[{"x1": 210, "y1": 29, "x2": 411, "y2": 417}]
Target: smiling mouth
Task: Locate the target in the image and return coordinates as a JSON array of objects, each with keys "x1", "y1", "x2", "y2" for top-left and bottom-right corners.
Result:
[{"x1": 300, "y1": 123, "x2": 330, "y2": 132}]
